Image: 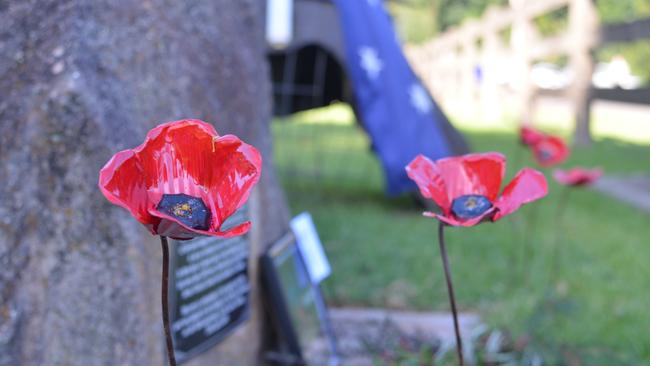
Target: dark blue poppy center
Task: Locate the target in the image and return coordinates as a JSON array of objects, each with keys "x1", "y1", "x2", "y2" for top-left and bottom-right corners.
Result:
[
  {"x1": 451, "y1": 194, "x2": 493, "y2": 219},
  {"x1": 539, "y1": 148, "x2": 553, "y2": 161},
  {"x1": 157, "y1": 194, "x2": 211, "y2": 230}
]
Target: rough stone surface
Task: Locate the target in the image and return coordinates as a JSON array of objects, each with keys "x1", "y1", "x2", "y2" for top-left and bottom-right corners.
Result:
[{"x1": 0, "y1": 1, "x2": 289, "y2": 365}]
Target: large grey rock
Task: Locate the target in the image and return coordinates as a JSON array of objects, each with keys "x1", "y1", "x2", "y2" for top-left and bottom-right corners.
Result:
[{"x1": 0, "y1": 1, "x2": 289, "y2": 365}]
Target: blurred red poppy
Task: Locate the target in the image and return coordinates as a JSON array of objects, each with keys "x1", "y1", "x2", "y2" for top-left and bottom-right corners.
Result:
[
  {"x1": 406, "y1": 152, "x2": 548, "y2": 227},
  {"x1": 530, "y1": 135, "x2": 570, "y2": 167},
  {"x1": 553, "y1": 167, "x2": 602, "y2": 186},
  {"x1": 520, "y1": 125, "x2": 545, "y2": 146},
  {"x1": 518, "y1": 125, "x2": 570, "y2": 167},
  {"x1": 99, "y1": 119, "x2": 262, "y2": 240}
]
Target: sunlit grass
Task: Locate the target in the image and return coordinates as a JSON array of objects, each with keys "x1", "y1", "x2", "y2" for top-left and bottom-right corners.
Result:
[
  {"x1": 272, "y1": 104, "x2": 650, "y2": 363},
  {"x1": 449, "y1": 99, "x2": 650, "y2": 145},
  {"x1": 288, "y1": 103, "x2": 355, "y2": 125}
]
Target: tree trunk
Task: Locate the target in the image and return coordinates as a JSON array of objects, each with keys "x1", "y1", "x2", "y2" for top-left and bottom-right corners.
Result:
[{"x1": 0, "y1": 1, "x2": 289, "y2": 365}]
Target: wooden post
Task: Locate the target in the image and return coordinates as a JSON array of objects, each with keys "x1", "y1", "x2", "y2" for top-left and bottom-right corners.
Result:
[
  {"x1": 569, "y1": 0, "x2": 599, "y2": 145},
  {"x1": 510, "y1": 0, "x2": 537, "y2": 124},
  {"x1": 459, "y1": 22, "x2": 480, "y2": 121},
  {"x1": 480, "y1": 7, "x2": 507, "y2": 123}
]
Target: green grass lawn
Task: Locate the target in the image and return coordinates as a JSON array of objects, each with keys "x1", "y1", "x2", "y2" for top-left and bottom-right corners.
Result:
[{"x1": 272, "y1": 105, "x2": 650, "y2": 364}]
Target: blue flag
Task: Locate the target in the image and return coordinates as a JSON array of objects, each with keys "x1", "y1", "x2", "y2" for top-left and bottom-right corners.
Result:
[{"x1": 332, "y1": 0, "x2": 454, "y2": 195}]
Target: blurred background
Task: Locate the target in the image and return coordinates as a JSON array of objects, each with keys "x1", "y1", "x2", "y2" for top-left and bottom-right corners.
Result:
[{"x1": 268, "y1": 0, "x2": 650, "y2": 364}]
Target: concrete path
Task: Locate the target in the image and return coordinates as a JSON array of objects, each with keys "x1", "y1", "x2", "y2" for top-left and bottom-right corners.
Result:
[
  {"x1": 304, "y1": 307, "x2": 481, "y2": 366},
  {"x1": 593, "y1": 175, "x2": 650, "y2": 213}
]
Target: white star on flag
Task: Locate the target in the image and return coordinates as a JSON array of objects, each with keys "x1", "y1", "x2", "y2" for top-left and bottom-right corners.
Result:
[
  {"x1": 367, "y1": 0, "x2": 380, "y2": 5},
  {"x1": 409, "y1": 83, "x2": 433, "y2": 115},
  {"x1": 359, "y1": 46, "x2": 383, "y2": 80}
]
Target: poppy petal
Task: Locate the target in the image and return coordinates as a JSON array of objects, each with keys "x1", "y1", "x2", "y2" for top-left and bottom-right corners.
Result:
[
  {"x1": 520, "y1": 126, "x2": 545, "y2": 146},
  {"x1": 436, "y1": 152, "x2": 505, "y2": 202},
  {"x1": 148, "y1": 208, "x2": 250, "y2": 240},
  {"x1": 215, "y1": 222, "x2": 252, "y2": 238},
  {"x1": 98, "y1": 150, "x2": 159, "y2": 231},
  {"x1": 406, "y1": 155, "x2": 450, "y2": 213},
  {"x1": 424, "y1": 208, "x2": 495, "y2": 227},
  {"x1": 531, "y1": 135, "x2": 570, "y2": 167},
  {"x1": 553, "y1": 167, "x2": 602, "y2": 186},
  {"x1": 135, "y1": 121, "x2": 261, "y2": 234},
  {"x1": 135, "y1": 119, "x2": 225, "y2": 198},
  {"x1": 493, "y1": 168, "x2": 548, "y2": 220},
  {"x1": 99, "y1": 119, "x2": 262, "y2": 239},
  {"x1": 197, "y1": 135, "x2": 262, "y2": 230}
]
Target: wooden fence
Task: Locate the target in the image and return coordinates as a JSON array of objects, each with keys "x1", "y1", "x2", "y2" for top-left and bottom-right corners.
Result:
[{"x1": 405, "y1": 0, "x2": 650, "y2": 144}]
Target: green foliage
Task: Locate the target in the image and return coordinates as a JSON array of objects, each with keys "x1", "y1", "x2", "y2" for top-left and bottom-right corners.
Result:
[
  {"x1": 597, "y1": 0, "x2": 650, "y2": 24},
  {"x1": 389, "y1": 0, "x2": 650, "y2": 83},
  {"x1": 533, "y1": 6, "x2": 568, "y2": 37},
  {"x1": 432, "y1": 0, "x2": 507, "y2": 32},
  {"x1": 388, "y1": 2, "x2": 437, "y2": 44},
  {"x1": 386, "y1": 0, "x2": 508, "y2": 42},
  {"x1": 389, "y1": 0, "x2": 650, "y2": 36},
  {"x1": 597, "y1": 40, "x2": 650, "y2": 84},
  {"x1": 591, "y1": 0, "x2": 650, "y2": 83}
]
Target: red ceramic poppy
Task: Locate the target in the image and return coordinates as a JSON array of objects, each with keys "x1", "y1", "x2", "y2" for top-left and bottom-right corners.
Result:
[
  {"x1": 530, "y1": 135, "x2": 570, "y2": 167},
  {"x1": 99, "y1": 119, "x2": 262, "y2": 240},
  {"x1": 520, "y1": 125, "x2": 545, "y2": 146},
  {"x1": 553, "y1": 167, "x2": 602, "y2": 187},
  {"x1": 406, "y1": 152, "x2": 548, "y2": 227}
]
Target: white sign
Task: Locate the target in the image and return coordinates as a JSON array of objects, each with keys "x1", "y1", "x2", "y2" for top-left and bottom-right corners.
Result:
[
  {"x1": 290, "y1": 212, "x2": 331, "y2": 284},
  {"x1": 265, "y1": 0, "x2": 293, "y2": 49}
]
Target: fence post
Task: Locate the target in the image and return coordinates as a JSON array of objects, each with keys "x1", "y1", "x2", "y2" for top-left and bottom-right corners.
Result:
[
  {"x1": 459, "y1": 23, "x2": 480, "y2": 121},
  {"x1": 510, "y1": 0, "x2": 537, "y2": 124},
  {"x1": 569, "y1": 0, "x2": 599, "y2": 145},
  {"x1": 481, "y1": 7, "x2": 507, "y2": 123}
]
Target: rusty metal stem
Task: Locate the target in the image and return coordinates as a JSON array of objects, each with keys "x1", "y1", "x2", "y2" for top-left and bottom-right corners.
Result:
[
  {"x1": 438, "y1": 222, "x2": 464, "y2": 366},
  {"x1": 160, "y1": 236, "x2": 177, "y2": 366}
]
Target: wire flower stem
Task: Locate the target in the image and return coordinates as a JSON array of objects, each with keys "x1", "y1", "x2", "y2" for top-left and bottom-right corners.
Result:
[
  {"x1": 552, "y1": 187, "x2": 571, "y2": 282},
  {"x1": 160, "y1": 236, "x2": 177, "y2": 366},
  {"x1": 438, "y1": 222, "x2": 464, "y2": 366}
]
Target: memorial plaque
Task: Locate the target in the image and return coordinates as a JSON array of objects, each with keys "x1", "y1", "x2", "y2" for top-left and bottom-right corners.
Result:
[
  {"x1": 261, "y1": 232, "x2": 339, "y2": 365},
  {"x1": 170, "y1": 205, "x2": 251, "y2": 362}
]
